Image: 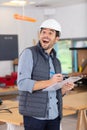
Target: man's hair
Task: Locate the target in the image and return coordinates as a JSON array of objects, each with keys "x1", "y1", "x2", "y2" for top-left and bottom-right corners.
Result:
[{"x1": 56, "y1": 31, "x2": 60, "y2": 37}]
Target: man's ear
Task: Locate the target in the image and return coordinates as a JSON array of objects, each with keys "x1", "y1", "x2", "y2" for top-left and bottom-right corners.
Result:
[{"x1": 56, "y1": 36, "x2": 59, "y2": 42}]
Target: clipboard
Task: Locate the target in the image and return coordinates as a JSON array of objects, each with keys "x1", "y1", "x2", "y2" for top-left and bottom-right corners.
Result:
[{"x1": 43, "y1": 76, "x2": 82, "y2": 91}]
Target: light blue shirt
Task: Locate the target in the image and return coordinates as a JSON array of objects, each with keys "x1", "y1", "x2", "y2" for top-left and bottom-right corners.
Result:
[{"x1": 17, "y1": 49, "x2": 58, "y2": 120}]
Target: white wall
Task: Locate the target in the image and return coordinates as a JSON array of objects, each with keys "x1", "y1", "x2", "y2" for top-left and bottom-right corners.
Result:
[
  {"x1": 0, "y1": 2, "x2": 87, "y2": 76},
  {"x1": 54, "y1": 3, "x2": 87, "y2": 38},
  {"x1": 0, "y1": 7, "x2": 44, "y2": 76}
]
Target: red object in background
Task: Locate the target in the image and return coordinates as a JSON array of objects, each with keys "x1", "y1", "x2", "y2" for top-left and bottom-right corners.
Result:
[{"x1": 0, "y1": 72, "x2": 17, "y2": 88}]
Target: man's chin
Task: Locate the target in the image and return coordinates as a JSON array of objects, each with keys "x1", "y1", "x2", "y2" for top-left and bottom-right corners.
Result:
[
  {"x1": 42, "y1": 46, "x2": 48, "y2": 50},
  {"x1": 41, "y1": 44, "x2": 47, "y2": 49}
]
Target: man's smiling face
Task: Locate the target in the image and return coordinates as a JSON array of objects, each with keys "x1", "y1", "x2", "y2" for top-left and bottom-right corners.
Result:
[{"x1": 39, "y1": 28, "x2": 59, "y2": 53}]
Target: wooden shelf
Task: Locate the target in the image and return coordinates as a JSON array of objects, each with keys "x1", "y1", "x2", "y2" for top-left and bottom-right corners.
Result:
[{"x1": 70, "y1": 47, "x2": 87, "y2": 50}]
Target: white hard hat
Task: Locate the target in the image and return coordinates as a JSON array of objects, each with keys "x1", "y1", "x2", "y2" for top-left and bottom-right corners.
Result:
[{"x1": 40, "y1": 19, "x2": 61, "y2": 33}]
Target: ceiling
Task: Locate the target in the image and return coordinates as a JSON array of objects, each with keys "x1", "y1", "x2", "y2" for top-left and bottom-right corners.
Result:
[
  {"x1": 30, "y1": 0, "x2": 87, "y2": 8},
  {"x1": 0, "y1": 0, "x2": 86, "y2": 8}
]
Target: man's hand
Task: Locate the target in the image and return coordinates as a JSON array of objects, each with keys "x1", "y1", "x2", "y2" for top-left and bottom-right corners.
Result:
[
  {"x1": 50, "y1": 74, "x2": 63, "y2": 84},
  {"x1": 62, "y1": 82, "x2": 74, "y2": 95},
  {"x1": 33, "y1": 73, "x2": 63, "y2": 91}
]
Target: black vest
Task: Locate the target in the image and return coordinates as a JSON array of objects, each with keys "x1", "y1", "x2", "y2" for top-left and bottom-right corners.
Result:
[{"x1": 19, "y1": 43, "x2": 62, "y2": 119}]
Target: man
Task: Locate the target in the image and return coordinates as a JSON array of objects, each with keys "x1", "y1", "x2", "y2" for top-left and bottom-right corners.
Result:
[{"x1": 17, "y1": 19, "x2": 74, "y2": 130}]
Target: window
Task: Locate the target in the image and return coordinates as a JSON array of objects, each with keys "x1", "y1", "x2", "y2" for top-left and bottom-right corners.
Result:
[
  {"x1": 54, "y1": 38, "x2": 87, "y2": 74},
  {"x1": 54, "y1": 40, "x2": 72, "y2": 74}
]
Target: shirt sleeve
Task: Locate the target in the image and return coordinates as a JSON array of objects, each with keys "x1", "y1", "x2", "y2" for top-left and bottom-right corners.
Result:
[{"x1": 17, "y1": 48, "x2": 36, "y2": 93}]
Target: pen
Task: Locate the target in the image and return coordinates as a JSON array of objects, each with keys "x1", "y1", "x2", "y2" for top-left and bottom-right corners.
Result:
[
  {"x1": 50, "y1": 71, "x2": 55, "y2": 75},
  {"x1": 50, "y1": 72, "x2": 68, "y2": 80}
]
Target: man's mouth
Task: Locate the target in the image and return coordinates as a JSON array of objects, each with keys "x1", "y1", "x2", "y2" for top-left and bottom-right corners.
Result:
[{"x1": 42, "y1": 39, "x2": 50, "y2": 44}]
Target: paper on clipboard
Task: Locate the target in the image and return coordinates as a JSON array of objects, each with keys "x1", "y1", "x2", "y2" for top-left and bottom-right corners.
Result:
[{"x1": 43, "y1": 76, "x2": 82, "y2": 91}]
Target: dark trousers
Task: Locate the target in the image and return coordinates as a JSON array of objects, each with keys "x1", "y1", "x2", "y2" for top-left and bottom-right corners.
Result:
[{"x1": 23, "y1": 116, "x2": 60, "y2": 130}]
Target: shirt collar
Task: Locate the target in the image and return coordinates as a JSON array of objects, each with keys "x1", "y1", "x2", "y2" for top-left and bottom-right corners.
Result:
[{"x1": 37, "y1": 41, "x2": 56, "y2": 59}]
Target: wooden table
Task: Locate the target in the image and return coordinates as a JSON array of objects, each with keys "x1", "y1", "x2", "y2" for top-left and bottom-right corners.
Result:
[
  {"x1": 0, "y1": 100, "x2": 23, "y2": 126},
  {"x1": 63, "y1": 91, "x2": 87, "y2": 130},
  {"x1": 0, "y1": 87, "x2": 18, "y2": 100},
  {"x1": 0, "y1": 100, "x2": 23, "y2": 130},
  {"x1": 1, "y1": 92, "x2": 87, "y2": 130},
  {"x1": 0, "y1": 100, "x2": 76, "y2": 130}
]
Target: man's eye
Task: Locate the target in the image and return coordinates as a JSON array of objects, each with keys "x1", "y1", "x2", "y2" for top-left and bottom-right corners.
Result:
[
  {"x1": 49, "y1": 32, "x2": 53, "y2": 35},
  {"x1": 42, "y1": 31, "x2": 46, "y2": 34}
]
